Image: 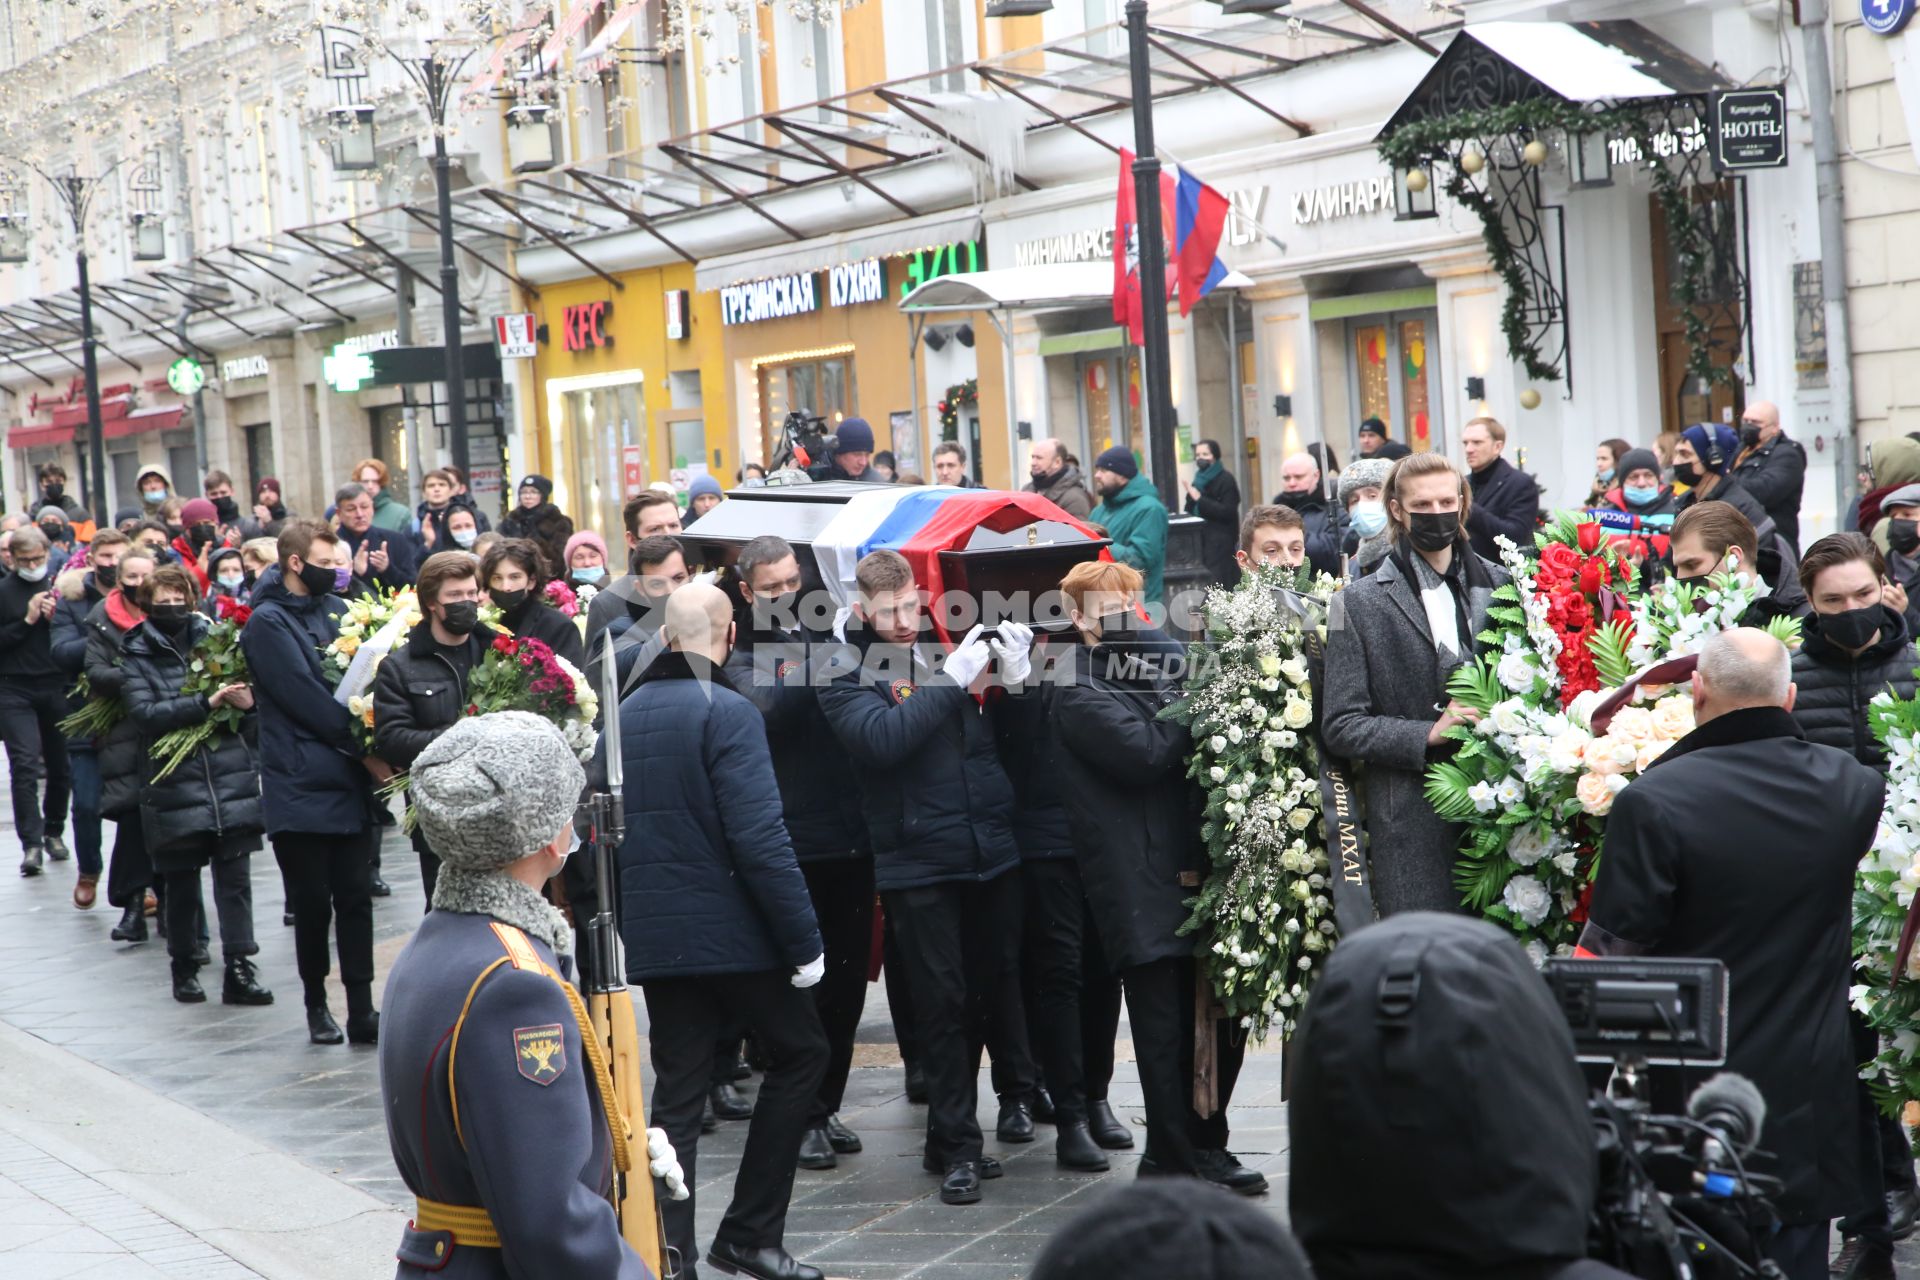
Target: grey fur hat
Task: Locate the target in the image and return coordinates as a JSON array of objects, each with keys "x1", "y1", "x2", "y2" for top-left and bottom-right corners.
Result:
[
  {"x1": 411, "y1": 711, "x2": 585, "y2": 873},
  {"x1": 1338, "y1": 457, "x2": 1395, "y2": 508}
]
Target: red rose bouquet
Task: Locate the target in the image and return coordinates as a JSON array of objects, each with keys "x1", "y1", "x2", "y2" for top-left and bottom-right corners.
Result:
[
  {"x1": 149, "y1": 596, "x2": 254, "y2": 781},
  {"x1": 466, "y1": 635, "x2": 600, "y2": 759}
]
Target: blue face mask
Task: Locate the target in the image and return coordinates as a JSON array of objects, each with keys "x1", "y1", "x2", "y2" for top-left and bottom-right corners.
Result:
[
  {"x1": 1624, "y1": 485, "x2": 1660, "y2": 507},
  {"x1": 217, "y1": 572, "x2": 245, "y2": 591},
  {"x1": 573, "y1": 565, "x2": 606, "y2": 585},
  {"x1": 1597, "y1": 467, "x2": 1615, "y2": 483},
  {"x1": 142, "y1": 486, "x2": 168, "y2": 504},
  {"x1": 1349, "y1": 500, "x2": 1388, "y2": 537}
]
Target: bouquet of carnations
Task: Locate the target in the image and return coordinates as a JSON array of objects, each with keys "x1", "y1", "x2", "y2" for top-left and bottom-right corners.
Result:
[
  {"x1": 148, "y1": 597, "x2": 254, "y2": 782},
  {"x1": 1165, "y1": 564, "x2": 1340, "y2": 1040},
  {"x1": 467, "y1": 635, "x2": 600, "y2": 760}
]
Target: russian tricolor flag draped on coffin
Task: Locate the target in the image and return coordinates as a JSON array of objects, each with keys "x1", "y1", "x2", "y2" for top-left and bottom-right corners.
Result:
[
  {"x1": 1112, "y1": 149, "x2": 1232, "y2": 344},
  {"x1": 809, "y1": 487, "x2": 1108, "y2": 643}
]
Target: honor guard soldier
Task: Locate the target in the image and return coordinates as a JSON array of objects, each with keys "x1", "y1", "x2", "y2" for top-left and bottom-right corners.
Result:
[{"x1": 379, "y1": 711, "x2": 668, "y2": 1279}]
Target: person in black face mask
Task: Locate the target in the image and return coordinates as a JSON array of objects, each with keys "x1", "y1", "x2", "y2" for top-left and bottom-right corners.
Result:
[
  {"x1": 36, "y1": 462, "x2": 89, "y2": 527},
  {"x1": 478, "y1": 538, "x2": 584, "y2": 670},
  {"x1": 372, "y1": 554, "x2": 506, "y2": 904},
  {"x1": 1321, "y1": 453, "x2": 1509, "y2": 916},
  {"x1": 1784, "y1": 532, "x2": 1920, "y2": 1279},
  {"x1": 1877, "y1": 485, "x2": 1920, "y2": 640}
]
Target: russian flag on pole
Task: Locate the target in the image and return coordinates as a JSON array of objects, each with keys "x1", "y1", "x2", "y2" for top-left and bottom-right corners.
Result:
[{"x1": 1172, "y1": 167, "x2": 1230, "y2": 316}]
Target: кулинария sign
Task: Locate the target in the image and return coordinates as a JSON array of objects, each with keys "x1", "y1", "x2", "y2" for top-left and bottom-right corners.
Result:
[{"x1": 1709, "y1": 86, "x2": 1789, "y2": 172}]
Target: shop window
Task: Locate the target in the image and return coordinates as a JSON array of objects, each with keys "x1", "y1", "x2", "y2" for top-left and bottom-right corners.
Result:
[
  {"x1": 757, "y1": 351, "x2": 856, "y2": 461},
  {"x1": 552, "y1": 377, "x2": 646, "y2": 555},
  {"x1": 1346, "y1": 311, "x2": 1439, "y2": 455},
  {"x1": 167, "y1": 442, "x2": 199, "y2": 496},
  {"x1": 925, "y1": 0, "x2": 966, "y2": 90},
  {"x1": 1076, "y1": 350, "x2": 1144, "y2": 472},
  {"x1": 369, "y1": 405, "x2": 409, "y2": 500},
  {"x1": 244, "y1": 424, "x2": 274, "y2": 497}
]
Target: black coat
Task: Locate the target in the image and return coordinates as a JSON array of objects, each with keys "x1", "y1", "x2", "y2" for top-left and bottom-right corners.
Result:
[
  {"x1": 1789, "y1": 606, "x2": 1919, "y2": 770},
  {"x1": 83, "y1": 595, "x2": 147, "y2": 819},
  {"x1": 500, "y1": 597, "x2": 586, "y2": 672},
  {"x1": 1733, "y1": 432, "x2": 1808, "y2": 551},
  {"x1": 1182, "y1": 468, "x2": 1241, "y2": 588},
  {"x1": 498, "y1": 503, "x2": 575, "y2": 580},
  {"x1": 0, "y1": 568, "x2": 57, "y2": 681},
  {"x1": 372, "y1": 622, "x2": 503, "y2": 768},
  {"x1": 242, "y1": 570, "x2": 372, "y2": 836},
  {"x1": 119, "y1": 615, "x2": 263, "y2": 867},
  {"x1": 336, "y1": 523, "x2": 418, "y2": 592},
  {"x1": 416, "y1": 494, "x2": 490, "y2": 554},
  {"x1": 1582, "y1": 707, "x2": 1883, "y2": 1223},
  {"x1": 722, "y1": 624, "x2": 869, "y2": 862},
  {"x1": 1049, "y1": 629, "x2": 1203, "y2": 971},
  {"x1": 816, "y1": 620, "x2": 1020, "y2": 892},
  {"x1": 991, "y1": 639, "x2": 1074, "y2": 863},
  {"x1": 602, "y1": 653, "x2": 822, "y2": 981},
  {"x1": 1464, "y1": 456, "x2": 1539, "y2": 561},
  {"x1": 50, "y1": 569, "x2": 104, "y2": 724}
]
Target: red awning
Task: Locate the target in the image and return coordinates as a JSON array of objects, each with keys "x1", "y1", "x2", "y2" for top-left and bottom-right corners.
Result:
[
  {"x1": 8, "y1": 423, "x2": 74, "y2": 450},
  {"x1": 104, "y1": 405, "x2": 185, "y2": 439},
  {"x1": 50, "y1": 394, "x2": 130, "y2": 430}
]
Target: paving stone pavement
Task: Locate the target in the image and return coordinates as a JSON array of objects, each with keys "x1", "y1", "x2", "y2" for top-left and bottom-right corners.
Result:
[{"x1": 0, "y1": 803, "x2": 1290, "y2": 1280}]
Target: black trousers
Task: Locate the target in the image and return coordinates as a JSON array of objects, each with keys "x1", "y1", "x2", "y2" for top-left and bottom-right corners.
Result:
[
  {"x1": 409, "y1": 828, "x2": 441, "y2": 910},
  {"x1": 163, "y1": 856, "x2": 257, "y2": 962},
  {"x1": 1767, "y1": 1220, "x2": 1829, "y2": 1280},
  {"x1": 802, "y1": 857, "x2": 875, "y2": 1124},
  {"x1": 272, "y1": 829, "x2": 375, "y2": 1009},
  {"x1": 105, "y1": 817, "x2": 153, "y2": 909},
  {"x1": 883, "y1": 870, "x2": 1028, "y2": 1168},
  {"x1": 882, "y1": 912, "x2": 917, "y2": 1067},
  {"x1": 0, "y1": 678, "x2": 70, "y2": 850},
  {"x1": 1021, "y1": 859, "x2": 1122, "y2": 1123},
  {"x1": 643, "y1": 969, "x2": 828, "y2": 1263},
  {"x1": 1120, "y1": 955, "x2": 1247, "y2": 1173}
]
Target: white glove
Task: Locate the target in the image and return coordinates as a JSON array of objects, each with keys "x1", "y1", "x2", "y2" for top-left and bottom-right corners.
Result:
[
  {"x1": 647, "y1": 1127, "x2": 690, "y2": 1200},
  {"x1": 791, "y1": 953, "x2": 826, "y2": 989},
  {"x1": 989, "y1": 621, "x2": 1034, "y2": 683},
  {"x1": 942, "y1": 624, "x2": 992, "y2": 688}
]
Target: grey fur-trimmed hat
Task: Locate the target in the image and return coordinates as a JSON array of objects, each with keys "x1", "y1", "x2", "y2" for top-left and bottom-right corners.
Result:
[
  {"x1": 411, "y1": 712, "x2": 585, "y2": 874},
  {"x1": 1338, "y1": 457, "x2": 1395, "y2": 508}
]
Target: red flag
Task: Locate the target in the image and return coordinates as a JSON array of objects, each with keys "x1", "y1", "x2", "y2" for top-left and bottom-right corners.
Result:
[{"x1": 1113, "y1": 149, "x2": 1143, "y2": 343}]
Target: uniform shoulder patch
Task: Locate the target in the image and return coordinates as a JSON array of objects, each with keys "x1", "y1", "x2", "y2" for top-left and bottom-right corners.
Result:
[
  {"x1": 889, "y1": 677, "x2": 914, "y2": 703},
  {"x1": 513, "y1": 1024, "x2": 568, "y2": 1085}
]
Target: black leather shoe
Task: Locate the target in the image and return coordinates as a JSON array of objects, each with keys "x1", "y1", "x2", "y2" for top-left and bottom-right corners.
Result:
[
  {"x1": 996, "y1": 1099, "x2": 1035, "y2": 1143},
  {"x1": 1889, "y1": 1184, "x2": 1920, "y2": 1240},
  {"x1": 110, "y1": 906, "x2": 147, "y2": 943},
  {"x1": 1055, "y1": 1120, "x2": 1109, "y2": 1172},
  {"x1": 1831, "y1": 1236, "x2": 1895, "y2": 1280},
  {"x1": 921, "y1": 1154, "x2": 1002, "y2": 1179},
  {"x1": 346, "y1": 1009, "x2": 380, "y2": 1045},
  {"x1": 1031, "y1": 1085, "x2": 1056, "y2": 1125},
  {"x1": 170, "y1": 962, "x2": 205, "y2": 1004},
  {"x1": 940, "y1": 1161, "x2": 983, "y2": 1205},
  {"x1": 1194, "y1": 1148, "x2": 1269, "y2": 1196},
  {"x1": 1088, "y1": 1099, "x2": 1135, "y2": 1150},
  {"x1": 45, "y1": 834, "x2": 70, "y2": 862},
  {"x1": 701, "y1": 1096, "x2": 719, "y2": 1134},
  {"x1": 369, "y1": 876, "x2": 392, "y2": 898},
  {"x1": 221, "y1": 956, "x2": 274, "y2": 1006},
  {"x1": 904, "y1": 1060, "x2": 928, "y2": 1104},
  {"x1": 731, "y1": 1052, "x2": 755, "y2": 1081},
  {"x1": 711, "y1": 1082, "x2": 754, "y2": 1121},
  {"x1": 824, "y1": 1115, "x2": 862, "y2": 1154},
  {"x1": 797, "y1": 1127, "x2": 836, "y2": 1170},
  {"x1": 19, "y1": 845, "x2": 43, "y2": 877},
  {"x1": 308, "y1": 1006, "x2": 344, "y2": 1045},
  {"x1": 707, "y1": 1238, "x2": 822, "y2": 1280},
  {"x1": 189, "y1": 942, "x2": 211, "y2": 967}
]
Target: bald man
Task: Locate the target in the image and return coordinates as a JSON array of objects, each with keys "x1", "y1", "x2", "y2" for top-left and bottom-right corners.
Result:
[
  {"x1": 1581, "y1": 628, "x2": 1883, "y2": 1280},
  {"x1": 606, "y1": 578, "x2": 830, "y2": 1280},
  {"x1": 1731, "y1": 398, "x2": 1806, "y2": 552},
  {"x1": 1270, "y1": 452, "x2": 1342, "y2": 577},
  {"x1": 1026, "y1": 438, "x2": 1093, "y2": 519}
]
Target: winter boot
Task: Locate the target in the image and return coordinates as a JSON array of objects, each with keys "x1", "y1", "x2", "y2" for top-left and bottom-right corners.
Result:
[
  {"x1": 171, "y1": 961, "x2": 206, "y2": 1004},
  {"x1": 110, "y1": 904, "x2": 147, "y2": 942},
  {"x1": 221, "y1": 955, "x2": 274, "y2": 1006}
]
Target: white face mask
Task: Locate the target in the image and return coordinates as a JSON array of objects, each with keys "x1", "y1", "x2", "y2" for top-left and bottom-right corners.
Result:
[
  {"x1": 142, "y1": 487, "x2": 167, "y2": 504},
  {"x1": 218, "y1": 573, "x2": 245, "y2": 591},
  {"x1": 16, "y1": 562, "x2": 48, "y2": 583},
  {"x1": 452, "y1": 528, "x2": 477, "y2": 549}
]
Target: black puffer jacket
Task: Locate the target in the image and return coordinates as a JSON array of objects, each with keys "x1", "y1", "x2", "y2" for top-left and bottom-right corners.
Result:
[
  {"x1": 723, "y1": 623, "x2": 869, "y2": 863},
  {"x1": 992, "y1": 637, "x2": 1074, "y2": 862},
  {"x1": 1790, "y1": 606, "x2": 1920, "y2": 770},
  {"x1": 1049, "y1": 624, "x2": 1204, "y2": 971},
  {"x1": 84, "y1": 593, "x2": 147, "y2": 819},
  {"x1": 498, "y1": 503, "x2": 575, "y2": 580},
  {"x1": 120, "y1": 614, "x2": 263, "y2": 866},
  {"x1": 371, "y1": 622, "x2": 502, "y2": 768},
  {"x1": 816, "y1": 619, "x2": 1019, "y2": 892}
]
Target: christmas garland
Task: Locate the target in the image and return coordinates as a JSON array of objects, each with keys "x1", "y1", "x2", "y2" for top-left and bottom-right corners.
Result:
[
  {"x1": 1379, "y1": 100, "x2": 1732, "y2": 388},
  {"x1": 935, "y1": 378, "x2": 977, "y2": 438}
]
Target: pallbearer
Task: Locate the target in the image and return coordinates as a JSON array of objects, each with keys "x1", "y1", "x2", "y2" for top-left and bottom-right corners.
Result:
[{"x1": 378, "y1": 711, "x2": 656, "y2": 1279}]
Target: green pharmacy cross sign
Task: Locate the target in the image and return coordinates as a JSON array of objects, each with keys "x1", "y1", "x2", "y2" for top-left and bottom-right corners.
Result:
[
  {"x1": 166, "y1": 357, "x2": 206, "y2": 396},
  {"x1": 323, "y1": 345, "x2": 376, "y2": 393}
]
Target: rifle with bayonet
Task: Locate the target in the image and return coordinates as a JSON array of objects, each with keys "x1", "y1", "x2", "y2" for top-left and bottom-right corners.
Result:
[{"x1": 584, "y1": 632, "x2": 672, "y2": 1276}]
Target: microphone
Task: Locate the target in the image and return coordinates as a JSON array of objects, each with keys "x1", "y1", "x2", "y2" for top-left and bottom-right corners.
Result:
[{"x1": 1687, "y1": 1072, "x2": 1767, "y2": 1159}]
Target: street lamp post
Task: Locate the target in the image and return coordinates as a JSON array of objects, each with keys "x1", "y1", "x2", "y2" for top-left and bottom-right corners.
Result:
[
  {"x1": 32, "y1": 170, "x2": 117, "y2": 520},
  {"x1": 416, "y1": 54, "x2": 471, "y2": 479},
  {"x1": 1124, "y1": 0, "x2": 1178, "y2": 510}
]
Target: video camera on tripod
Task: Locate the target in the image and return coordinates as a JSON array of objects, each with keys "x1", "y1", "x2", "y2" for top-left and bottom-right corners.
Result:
[
  {"x1": 767, "y1": 408, "x2": 834, "y2": 481},
  {"x1": 1542, "y1": 957, "x2": 1786, "y2": 1279}
]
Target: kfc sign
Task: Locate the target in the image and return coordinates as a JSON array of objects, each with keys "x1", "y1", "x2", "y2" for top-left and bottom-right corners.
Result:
[{"x1": 564, "y1": 301, "x2": 613, "y2": 352}]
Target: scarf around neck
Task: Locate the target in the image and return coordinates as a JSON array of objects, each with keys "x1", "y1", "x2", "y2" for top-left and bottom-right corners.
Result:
[{"x1": 1191, "y1": 459, "x2": 1224, "y2": 493}]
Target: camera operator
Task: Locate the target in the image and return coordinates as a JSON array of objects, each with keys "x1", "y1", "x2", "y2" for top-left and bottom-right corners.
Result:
[
  {"x1": 1579, "y1": 628, "x2": 1886, "y2": 1280},
  {"x1": 1290, "y1": 912, "x2": 1636, "y2": 1280},
  {"x1": 812, "y1": 418, "x2": 881, "y2": 484}
]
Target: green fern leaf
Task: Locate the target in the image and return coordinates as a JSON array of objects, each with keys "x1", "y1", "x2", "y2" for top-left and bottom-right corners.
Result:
[{"x1": 1589, "y1": 620, "x2": 1637, "y2": 690}]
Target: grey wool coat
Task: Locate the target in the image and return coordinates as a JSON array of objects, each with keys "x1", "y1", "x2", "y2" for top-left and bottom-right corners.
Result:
[{"x1": 1321, "y1": 547, "x2": 1508, "y2": 917}]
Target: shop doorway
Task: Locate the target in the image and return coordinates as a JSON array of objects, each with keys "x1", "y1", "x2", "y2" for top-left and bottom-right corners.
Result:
[
  {"x1": 1650, "y1": 187, "x2": 1746, "y2": 436},
  {"x1": 369, "y1": 405, "x2": 410, "y2": 499},
  {"x1": 548, "y1": 373, "x2": 646, "y2": 551},
  {"x1": 243, "y1": 425, "x2": 273, "y2": 498},
  {"x1": 1344, "y1": 311, "x2": 1440, "y2": 456},
  {"x1": 1076, "y1": 350, "x2": 1142, "y2": 471}
]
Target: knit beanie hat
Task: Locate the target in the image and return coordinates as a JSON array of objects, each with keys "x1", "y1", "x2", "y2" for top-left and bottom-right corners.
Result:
[
  {"x1": 1094, "y1": 445, "x2": 1139, "y2": 480},
  {"x1": 563, "y1": 530, "x2": 610, "y2": 569},
  {"x1": 834, "y1": 418, "x2": 875, "y2": 454},
  {"x1": 180, "y1": 498, "x2": 219, "y2": 525},
  {"x1": 518, "y1": 474, "x2": 554, "y2": 501},
  {"x1": 412, "y1": 712, "x2": 585, "y2": 873},
  {"x1": 1338, "y1": 457, "x2": 1395, "y2": 508},
  {"x1": 1031, "y1": 1180, "x2": 1312, "y2": 1280},
  {"x1": 1357, "y1": 416, "x2": 1387, "y2": 440},
  {"x1": 688, "y1": 474, "x2": 723, "y2": 500},
  {"x1": 34, "y1": 505, "x2": 67, "y2": 525},
  {"x1": 1614, "y1": 448, "x2": 1662, "y2": 485}
]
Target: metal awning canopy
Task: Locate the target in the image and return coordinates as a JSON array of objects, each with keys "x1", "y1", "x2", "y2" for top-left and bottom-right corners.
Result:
[
  {"x1": 898, "y1": 262, "x2": 1253, "y2": 315},
  {"x1": 694, "y1": 208, "x2": 985, "y2": 292},
  {"x1": 1380, "y1": 20, "x2": 1732, "y2": 136}
]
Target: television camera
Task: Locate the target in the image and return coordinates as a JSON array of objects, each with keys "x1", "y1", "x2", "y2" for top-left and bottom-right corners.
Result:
[
  {"x1": 767, "y1": 409, "x2": 836, "y2": 482},
  {"x1": 1543, "y1": 957, "x2": 1786, "y2": 1280}
]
